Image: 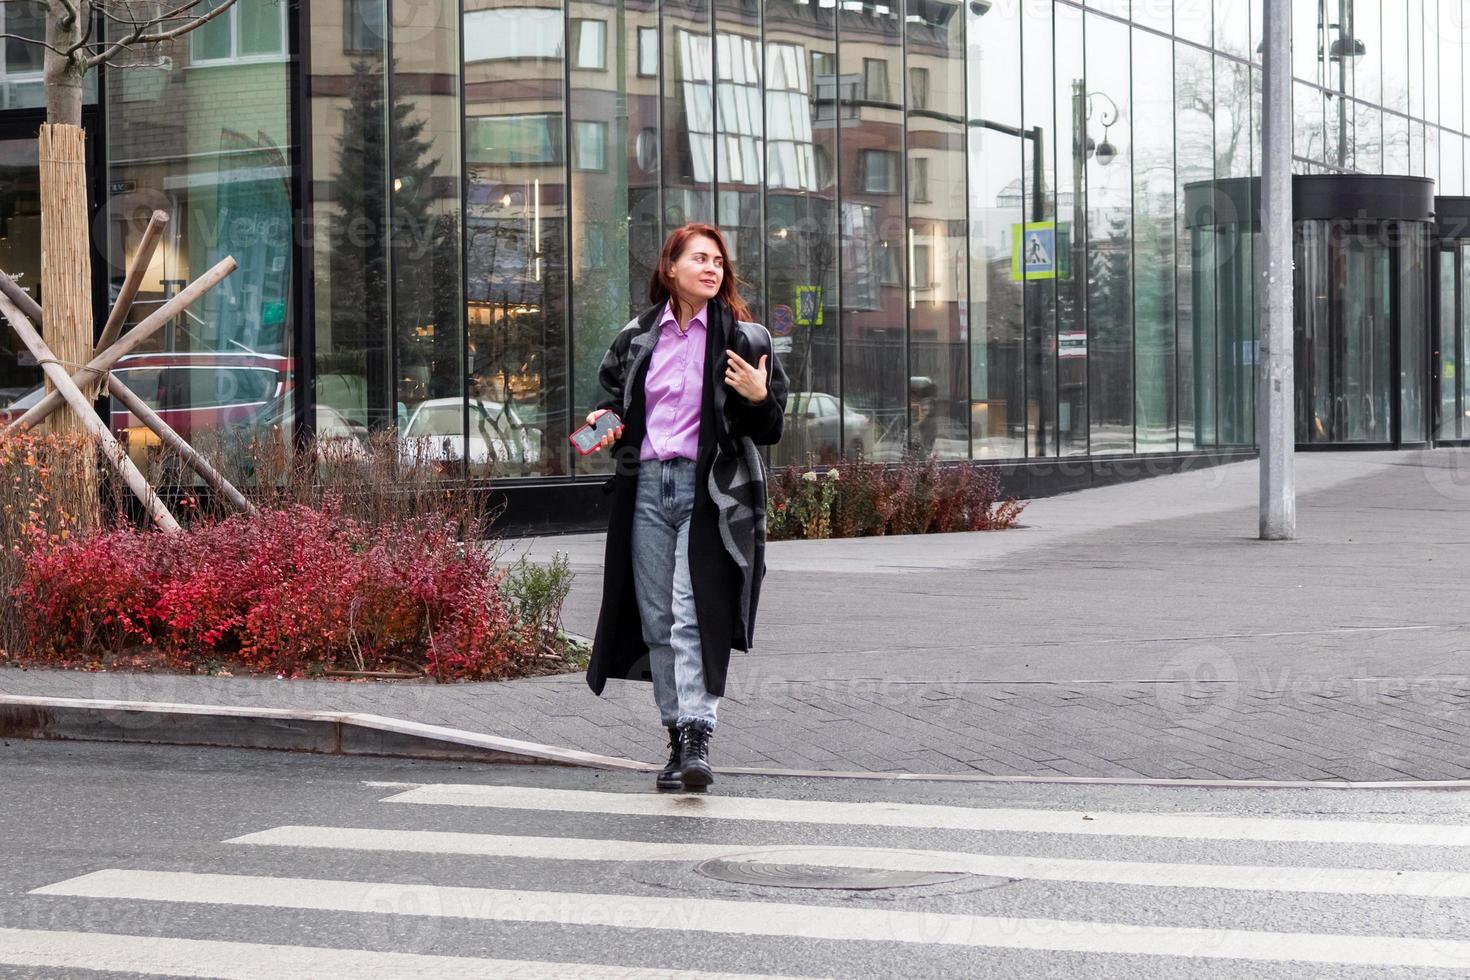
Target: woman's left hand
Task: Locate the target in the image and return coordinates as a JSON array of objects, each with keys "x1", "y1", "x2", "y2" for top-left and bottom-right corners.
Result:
[{"x1": 725, "y1": 350, "x2": 769, "y2": 403}]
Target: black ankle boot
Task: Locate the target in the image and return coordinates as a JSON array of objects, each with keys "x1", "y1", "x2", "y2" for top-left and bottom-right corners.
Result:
[
  {"x1": 656, "y1": 726, "x2": 682, "y2": 792},
  {"x1": 678, "y1": 720, "x2": 714, "y2": 791}
]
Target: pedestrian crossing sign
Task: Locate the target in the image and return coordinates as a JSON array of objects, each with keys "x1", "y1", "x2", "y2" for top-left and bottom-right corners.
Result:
[{"x1": 1011, "y1": 221, "x2": 1058, "y2": 281}]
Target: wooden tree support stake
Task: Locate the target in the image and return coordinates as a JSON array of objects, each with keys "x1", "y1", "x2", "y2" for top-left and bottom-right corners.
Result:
[
  {"x1": 6, "y1": 256, "x2": 238, "y2": 432},
  {"x1": 0, "y1": 292, "x2": 179, "y2": 532},
  {"x1": 94, "y1": 210, "x2": 168, "y2": 360},
  {"x1": 107, "y1": 377, "x2": 256, "y2": 517}
]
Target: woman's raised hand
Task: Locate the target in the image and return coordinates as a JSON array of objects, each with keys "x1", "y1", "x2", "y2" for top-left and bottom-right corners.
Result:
[{"x1": 724, "y1": 350, "x2": 769, "y2": 403}]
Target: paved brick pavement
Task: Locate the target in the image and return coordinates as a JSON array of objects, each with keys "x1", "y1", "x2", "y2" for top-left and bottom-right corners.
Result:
[{"x1": 5, "y1": 449, "x2": 1468, "y2": 781}]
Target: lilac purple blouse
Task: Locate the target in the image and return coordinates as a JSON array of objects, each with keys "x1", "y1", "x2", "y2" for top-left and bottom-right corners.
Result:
[{"x1": 639, "y1": 302, "x2": 707, "y2": 461}]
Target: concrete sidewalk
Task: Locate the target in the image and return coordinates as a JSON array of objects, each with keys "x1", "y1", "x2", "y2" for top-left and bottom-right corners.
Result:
[{"x1": 5, "y1": 450, "x2": 1468, "y2": 781}]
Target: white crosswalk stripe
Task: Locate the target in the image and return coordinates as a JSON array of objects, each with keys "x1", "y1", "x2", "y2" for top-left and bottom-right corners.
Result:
[
  {"x1": 31, "y1": 868, "x2": 1470, "y2": 970},
  {"x1": 23, "y1": 781, "x2": 1470, "y2": 977},
  {"x1": 381, "y1": 782, "x2": 1470, "y2": 846},
  {"x1": 0, "y1": 927, "x2": 813, "y2": 980},
  {"x1": 228, "y1": 824, "x2": 1470, "y2": 899}
]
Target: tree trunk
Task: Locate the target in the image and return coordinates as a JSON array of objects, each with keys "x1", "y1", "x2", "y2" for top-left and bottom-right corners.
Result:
[
  {"x1": 38, "y1": 122, "x2": 93, "y2": 439},
  {"x1": 40, "y1": 2, "x2": 91, "y2": 436}
]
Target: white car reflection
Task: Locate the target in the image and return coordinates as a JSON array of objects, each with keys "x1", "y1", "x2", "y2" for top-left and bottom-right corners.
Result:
[{"x1": 399, "y1": 397, "x2": 541, "y2": 468}]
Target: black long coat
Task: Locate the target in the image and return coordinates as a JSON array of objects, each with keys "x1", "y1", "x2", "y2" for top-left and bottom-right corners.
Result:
[{"x1": 587, "y1": 298, "x2": 788, "y2": 699}]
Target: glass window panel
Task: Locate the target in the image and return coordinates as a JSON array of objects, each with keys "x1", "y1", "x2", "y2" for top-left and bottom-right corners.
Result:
[
  {"x1": 1409, "y1": 0, "x2": 1425, "y2": 119},
  {"x1": 715, "y1": 0, "x2": 763, "y2": 321},
  {"x1": 573, "y1": 120, "x2": 608, "y2": 170},
  {"x1": 765, "y1": 0, "x2": 840, "y2": 468},
  {"x1": 344, "y1": 0, "x2": 386, "y2": 54},
  {"x1": 464, "y1": 7, "x2": 563, "y2": 60},
  {"x1": 465, "y1": 0, "x2": 560, "y2": 479},
  {"x1": 571, "y1": 0, "x2": 659, "y2": 479},
  {"x1": 4, "y1": 0, "x2": 46, "y2": 74},
  {"x1": 1085, "y1": 13, "x2": 1133, "y2": 455},
  {"x1": 1134, "y1": 28, "x2": 1175, "y2": 453},
  {"x1": 1022, "y1": 0, "x2": 1057, "y2": 457},
  {"x1": 1215, "y1": 0, "x2": 1249, "y2": 57},
  {"x1": 1401, "y1": 223, "x2": 1428, "y2": 443},
  {"x1": 191, "y1": 0, "x2": 234, "y2": 61},
  {"x1": 1131, "y1": 0, "x2": 1170, "y2": 32},
  {"x1": 1355, "y1": 103, "x2": 1383, "y2": 174},
  {"x1": 1440, "y1": 0, "x2": 1463, "y2": 134},
  {"x1": 1295, "y1": 81, "x2": 1326, "y2": 168},
  {"x1": 1383, "y1": 0, "x2": 1410, "y2": 117},
  {"x1": 840, "y1": 0, "x2": 906, "y2": 460},
  {"x1": 1442, "y1": 129, "x2": 1464, "y2": 194},
  {"x1": 906, "y1": 0, "x2": 967, "y2": 461},
  {"x1": 1216, "y1": 55, "x2": 1251, "y2": 177},
  {"x1": 1054, "y1": 2, "x2": 1087, "y2": 455},
  {"x1": 1086, "y1": 0, "x2": 1129, "y2": 20},
  {"x1": 666, "y1": 0, "x2": 714, "y2": 227},
  {"x1": 1292, "y1": 0, "x2": 1318, "y2": 85},
  {"x1": 1410, "y1": 118, "x2": 1425, "y2": 174},
  {"x1": 239, "y1": 0, "x2": 285, "y2": 56},
  {"x1": 110, "y1": 1, "x2": 293, "y2": 473},
  {"x1": 968, "y1": 0, "x2": 1024, "y2": 459},
  {"x1": 1384, "y1": 111, "x2": 1410, "y2": 173},
  {"x1": 1176, "y1": 41, "x2": 1214, "y2": 451},
  {"x1": 1439, "y1": 249, "x2": 1458, "y2": 440},
  {"x1": 572, "y1": 18, "x2": 607, "y2": 70},
  {"x1": 1354, "y1": 0, "x2": 1382, "y2": 107},
  {"x1": 1175, "y1": 0, "x2": 1210, "y2": 47},
  {"x1": 1427, "y1": 124, "x2": 1441, "y2": 184},
  {"x1": 0, "y1": 137, "x2": 41, "y2": 412},
  {"x1": 1250, "y1": 0, "x2": 1263, "y2": 64},
  {"x1": 1424, "y1": 0, "x2": 1439, "y2": 124},
  {"x1": 394, "y1": 0, "x2": 466, "y2": 474}
]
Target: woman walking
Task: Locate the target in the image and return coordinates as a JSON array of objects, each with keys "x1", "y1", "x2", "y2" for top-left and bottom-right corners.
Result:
[{"x1": 584, "y1": 223, "x2": 787, "y2": 793}]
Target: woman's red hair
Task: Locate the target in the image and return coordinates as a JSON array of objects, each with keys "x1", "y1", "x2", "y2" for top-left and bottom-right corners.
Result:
[{"x1": 648, "y1": 223, "x2": 752, "y2": 323}]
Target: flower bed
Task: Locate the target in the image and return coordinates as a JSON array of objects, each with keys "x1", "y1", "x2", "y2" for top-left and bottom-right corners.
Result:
[
  {"x1": 9, "y1": 500, "x2": 540, "y2": 680},
  {"x1": 767, "y1": 456, "x2": 1026, "y2": 541}
]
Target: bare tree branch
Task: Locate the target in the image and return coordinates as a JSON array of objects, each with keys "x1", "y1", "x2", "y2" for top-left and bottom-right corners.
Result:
[
  {"x1": 84, "y1": 0, "x2": 221, "y2": 68},
  {"x1": 63, "y1": 5, "x2": 97, "y2": 60},
  {"x1": 0, "y1": 32, "x2": 73, "y2": 58},
  {"x1": 52, "y1": 0, "x2": 79, "y2": 30}
]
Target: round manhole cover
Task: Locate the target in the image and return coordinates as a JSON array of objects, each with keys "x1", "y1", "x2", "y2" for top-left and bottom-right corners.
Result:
[{"x1": 695, "y1": 848, "x2": 988, "y2": 891}]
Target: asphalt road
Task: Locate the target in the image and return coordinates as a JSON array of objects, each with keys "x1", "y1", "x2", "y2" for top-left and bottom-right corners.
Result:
[{"x1": 3, "y1": 740, "x2": 1470, "y2": 978}]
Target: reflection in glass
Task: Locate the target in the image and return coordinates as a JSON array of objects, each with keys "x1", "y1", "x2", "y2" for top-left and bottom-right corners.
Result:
[
  {"x1": 393, "y1": 3, "x2": 466, "y2": 475},
  {"x1": 1439, "y1": 249, "x2": 1459, "y2": 440},
  {"x1": 1176, "y1": 42, "x2": 1213, "y2": 450},
  {"x1": 840, "y1": 1, "x2": 907, "y2": 460},
  {"x1": 1401, "y1": 223, "x2": 1428, "y2": 443},
  {"x1": 464, "y1": 0, "x2": 566, "y2": 479},
  {"x1": 1085, "y1": 13, "x2": 1132, "y2": 454},
  {"x1": 969, "y1": 0, "x2": 1023, "y2": 459},
  {"x1": 715, "y1": 0, "x2": 764, "y2": 322},
  {"x1": 1055, "y1": 3, "x2": 1087, "y2": 455},
  {"x1": 906, "y1": 0, "x2": 967, "y2": 461},
  {"x1": 664, "y1": 0, "x2": 715, "y2": 228},
  {"x1": 570, "y1": 0, "x2": 660, "y2": 479},
  {"x1": 1022, "y1": 0, "x2": 1056, "y2": 457},
  {"x1": 107, "y1": 0, "x2": 293, "y2": 470},
  {"x1": 1134, "y1": 28, "x2": 1176, "y2": 452},
  {"x1": 766, "y1": 0, "x2": 839, "y2": 467}
]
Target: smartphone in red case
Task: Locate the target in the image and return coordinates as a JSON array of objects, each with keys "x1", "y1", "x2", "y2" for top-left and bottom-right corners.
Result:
[{"x1": 569, "y1": 411, "x2": 622, "y2": 455}]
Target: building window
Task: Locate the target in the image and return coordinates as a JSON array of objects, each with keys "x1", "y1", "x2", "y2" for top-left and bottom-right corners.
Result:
[
  {"x1": 571, "y1": 18, "x2": 606, "y2": 70},
  {"x1": 878, "y1": 240, "x2": 902, "y2": 285},
  {"x1": 342, "y1": 0, "x2": 383, "y2": 54},
  {"x1": 908, "y1": 66, "x2": 929, "y2": 110},
  {"x1": 573, "y1": 120, "x2": 608, "y2": 170},
  {"x1": 464, "y1": 7, "x2": 562, "y2": 62},
  {"x1": 911, "y1": 243, "x2": 933, "y2": 288},
  {"x1": 638, "y1": 27, "x2": 659, "y2": 77},
  {"x1": 862, "y1": 149, "x2": 901, "y2": 193},
  {"x1": 910, "y1": 157, "x2": 930, "y2": 202},
  {"x1": 466, "y1": 114, "x2": 565, "y2": 165},
  {"x1": 190, "y1": 0, "x2": 286, "y2": 63},
  {"x1": 863, "y1": 57, "x2": 889, "y2": 102}
]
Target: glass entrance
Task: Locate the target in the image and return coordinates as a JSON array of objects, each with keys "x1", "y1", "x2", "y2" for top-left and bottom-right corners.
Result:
[
  {"x1": 0, "y1": 135, "x2": 40, "y2": 417},
  {"x1": 1435, "y1": 244, "x2": 1468, "y2": 442}
]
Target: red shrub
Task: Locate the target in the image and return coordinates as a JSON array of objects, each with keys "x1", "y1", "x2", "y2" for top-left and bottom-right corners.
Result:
[{"x1": 13, "y1": 500, "x2": 532, "y2": 680}]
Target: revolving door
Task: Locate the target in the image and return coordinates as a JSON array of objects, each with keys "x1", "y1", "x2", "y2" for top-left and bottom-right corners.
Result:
[{"x1": 1434, "y1": 198, "x2": 1470, "y2": 444}]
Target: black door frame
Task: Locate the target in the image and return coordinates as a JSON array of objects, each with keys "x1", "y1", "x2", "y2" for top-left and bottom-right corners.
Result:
[{"x1": 1431, "y1": 239, "x2": 1469, "y2": 446}]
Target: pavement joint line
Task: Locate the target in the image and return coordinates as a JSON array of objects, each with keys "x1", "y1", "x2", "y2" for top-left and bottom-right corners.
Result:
[{"x1": 5, "y1": 693, "x2": 1469, "y2": 791}]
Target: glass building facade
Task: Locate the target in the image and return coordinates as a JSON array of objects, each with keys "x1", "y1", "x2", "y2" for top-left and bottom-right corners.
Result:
[{"x1": 0, "y1": 0, "x2": 1468, "y2": 528}]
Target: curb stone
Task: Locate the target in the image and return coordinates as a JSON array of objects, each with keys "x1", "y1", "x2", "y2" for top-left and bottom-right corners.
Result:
[{"x1": 5, "y1": 694, "x2": 1470, "y2": 790}]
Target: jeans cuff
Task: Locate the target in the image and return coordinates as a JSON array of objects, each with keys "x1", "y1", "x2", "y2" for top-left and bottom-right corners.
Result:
[{"x1": 677, "y1": 716, "x2": 715, "y2": 730}]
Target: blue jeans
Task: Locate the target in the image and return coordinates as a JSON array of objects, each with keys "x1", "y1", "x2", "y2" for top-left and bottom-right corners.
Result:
[{"x1": 632, "y1": 458, "x2": 720, "y2": 729}]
